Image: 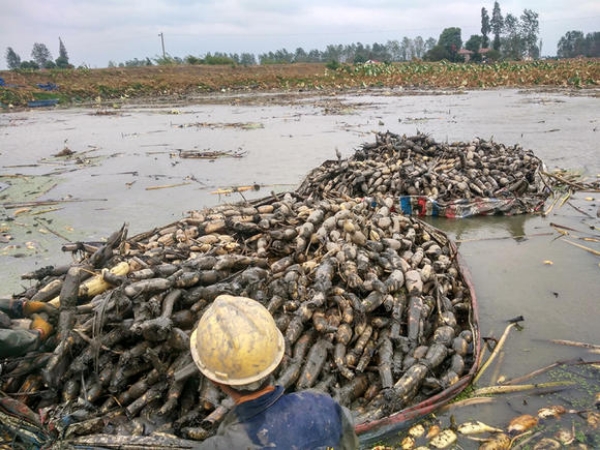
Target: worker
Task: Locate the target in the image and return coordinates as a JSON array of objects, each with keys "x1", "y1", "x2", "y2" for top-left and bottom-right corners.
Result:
[
  {"x1": 0, "y1": 298, "x2": 55, "y2": 358},
  {"x1": 190, "y1": 295, "x2": 359, "y2": 449}
]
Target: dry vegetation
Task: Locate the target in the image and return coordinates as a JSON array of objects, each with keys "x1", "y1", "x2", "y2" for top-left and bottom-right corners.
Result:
[{"x1": 1, "y1": 59, "x2": 599, "y2": 108}]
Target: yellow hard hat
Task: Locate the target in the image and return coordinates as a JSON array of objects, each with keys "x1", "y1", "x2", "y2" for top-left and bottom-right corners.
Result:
[{"x1": 190, "y1": 295, "x2": 285, "y2": 387}]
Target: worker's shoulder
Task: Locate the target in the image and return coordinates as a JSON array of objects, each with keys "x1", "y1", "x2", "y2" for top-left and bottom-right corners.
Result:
[
  {"x1": 283, "y1": 389, "x2": 341, "y2": 408},
  {"x1": 288, "y1": 388, "x2": 334, "y2": 398}
]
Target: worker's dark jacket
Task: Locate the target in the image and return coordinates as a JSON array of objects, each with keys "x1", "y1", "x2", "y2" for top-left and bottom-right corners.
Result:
[{"x1": 198, "y1": 385, "x2": 359, "y2": 449}]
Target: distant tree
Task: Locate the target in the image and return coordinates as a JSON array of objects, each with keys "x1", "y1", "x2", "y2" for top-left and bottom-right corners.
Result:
[
  {"x1": 348, "y1": 43, "x2": 364, "y2": 63},
  {"x1": 371, "y1": 42, "x2": 391, "y2": 61},
  {"x1": 294, "y1": 47, "x2": 308, "y2": 62},
  {"x1": 400, "y1": 37, "x2": 412, "y2": 60},
  {"x1": 259, "y1": 49, "x2": 293, "y2": 64},
  {"x1": 413, "y1": 36, "x2": 425, "y2": 59},
  {"x1": 353, "y1": 42, "x2": 370, "y2": 63},
  {"x1": 31, "y1": 43, "x2": 52, "y2": 67},
  {"x1": 384, "y1": 40, "x2": 401, "y2": 61},
  {"x1": 271, "y1": 48, "x2": 293, "y2": 63},
  {"x1": 55, "y1": 37, "x2": 71, "y2": 68},
  {"x1": 125, "y1": 58, "x2": 152, "y2": 67},
  {"x1": 425, "y1": 37, "x2": 437, "y2": 53},
  {"x1": 154, "y1": 54, "x2": 179, "y2": 65},
  {"x1": 20, "y1": 60, "x2": 40, "y2": 70},
  {"x1": 307, "y1": 49, "x2": 322, "y2": 62},
  {"x1": 185, "y1": 55, "x2": 203, "y2": 65},
  {"x1": 484, "y1": 48, "x2": 502, "y2": 61},
  {"x1": 324, "y1": 44, "x2": 344, "y2": 62},
  {"x1": 341, "y1": 43, "x2": 353, "y2": 63},
  {"x1": 465, "y1": 35, "x2": 482, "y2": 53},
  {"x1": 464, "y1": 35, "x2": 482, "y2": 62},
  {"x1": 204, "y1": 53, "x2": 235, "y2": 65},
  {"x1": 520, "y1": 9, "x2": 539, "y2": 58},
  {"x1": 258, "y1": 52, "x2": 272, "y2": 64},
  {"x1": 239, "y1": 53, "x2": 256, "y2": 65},
  {"x1": 501, "y1": 13, "x2": 524, "y2": 59},
  {"x1": 585, "y1": 32, "x2": 600, "y2": 57},
  {"x1": 491, "y1": 1, "x2": 504, "y2": 51},
  {"x1": 424, "y1": 45, "x2": 451, "y2": 61},
  {"x1": 481, "y1": 7, "x2": 491, "y2": 48},
  {"x1": 5, "y1": 47, "x2": 21, "y2": 69},
  {"x1": 438, "y1": 27, "x2": 462, "y2": 61},
  {"x1": 353, "y1": 54, "x2": 368, "y2": 64},
  {"x1": 557, "y1": 30, "x2": 586, "y2": 58}
]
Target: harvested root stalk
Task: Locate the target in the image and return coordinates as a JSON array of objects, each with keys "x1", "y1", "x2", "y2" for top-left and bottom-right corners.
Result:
[
  {"x1": 3, "y1": 154, "x2": 483, "y2": 446},
  {"x1": 48, "y1": 261, "x2": 130, "y2": 308}
]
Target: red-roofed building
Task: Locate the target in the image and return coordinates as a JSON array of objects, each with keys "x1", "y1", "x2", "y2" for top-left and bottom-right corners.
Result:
[{"x1": 458, "y1": 48, "x2": 474, "y2": 62}]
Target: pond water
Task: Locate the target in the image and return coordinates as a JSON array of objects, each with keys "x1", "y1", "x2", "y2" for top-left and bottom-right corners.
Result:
[{"x1": 1, "y1": 87, "x2": 599, "y2": 448}]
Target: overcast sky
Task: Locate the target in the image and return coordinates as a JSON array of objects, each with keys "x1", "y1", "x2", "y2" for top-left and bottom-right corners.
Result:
[{"x1": 1, "y1": 0, "x2": 599, "y2": 69}]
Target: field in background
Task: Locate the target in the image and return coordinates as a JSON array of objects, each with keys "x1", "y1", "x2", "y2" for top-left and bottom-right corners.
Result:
[{"x1": 1, "y1": 59, "x2": 599, "y2": 108}]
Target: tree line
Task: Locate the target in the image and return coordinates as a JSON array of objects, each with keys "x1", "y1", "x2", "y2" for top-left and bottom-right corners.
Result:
[
  {"x1": 5, "y1": 38, "x2": 71, "y2": 70},
  {"x1": 129, "y1": 38, "x2": 439, "y2": 68},
  {"x1": 109, "y1": 2, "x2": 548, "y2": 66},
  {"x1": 557, "y1": 31, "x2": 600, "y2": 58},
  {"x1": 4, "y1": 2, "x2": 599, "y2": 71}
]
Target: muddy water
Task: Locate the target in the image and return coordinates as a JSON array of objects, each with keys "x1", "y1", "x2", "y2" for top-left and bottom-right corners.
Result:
[{"x1": 1, "y1": 88, "x2": 599, "y2": 447}]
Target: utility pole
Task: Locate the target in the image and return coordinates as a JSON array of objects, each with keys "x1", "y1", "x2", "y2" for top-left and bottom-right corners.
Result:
[{"x1": 158, "y1": 32, "x2": 166, "y2": 58}]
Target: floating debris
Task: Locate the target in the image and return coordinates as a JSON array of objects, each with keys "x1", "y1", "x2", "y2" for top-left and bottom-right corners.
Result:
[
  {"x1": 177, "y1": 148, "x2": 247, "y2": 159},
  {"x1": 176, "y1": 121, "x2": 264, "y2": 130},
  {"x1": 210, "y1": 183, "x2": 261, "y2": 195}
]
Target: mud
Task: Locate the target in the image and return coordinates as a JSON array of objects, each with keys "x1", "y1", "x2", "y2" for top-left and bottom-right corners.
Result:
[{"x1": 1, "y1": 87, "x2": 599, "y2": 447}]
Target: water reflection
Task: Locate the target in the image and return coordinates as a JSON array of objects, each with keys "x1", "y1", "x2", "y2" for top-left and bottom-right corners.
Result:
[
  {"x1": 2, "y1": 90, "x2": 598, "y2": 448},
  {"x1": 425, "y1": 213, "x2": 531, "y2": 244}
]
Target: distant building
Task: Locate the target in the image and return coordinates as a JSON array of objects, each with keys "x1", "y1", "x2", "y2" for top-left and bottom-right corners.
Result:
[
  {"x1": 458, "y1": 48, "x2": 474, "y2": 62},
  {"x1": 460, "y1": 47, "x2": 492, "y2": 62}
]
